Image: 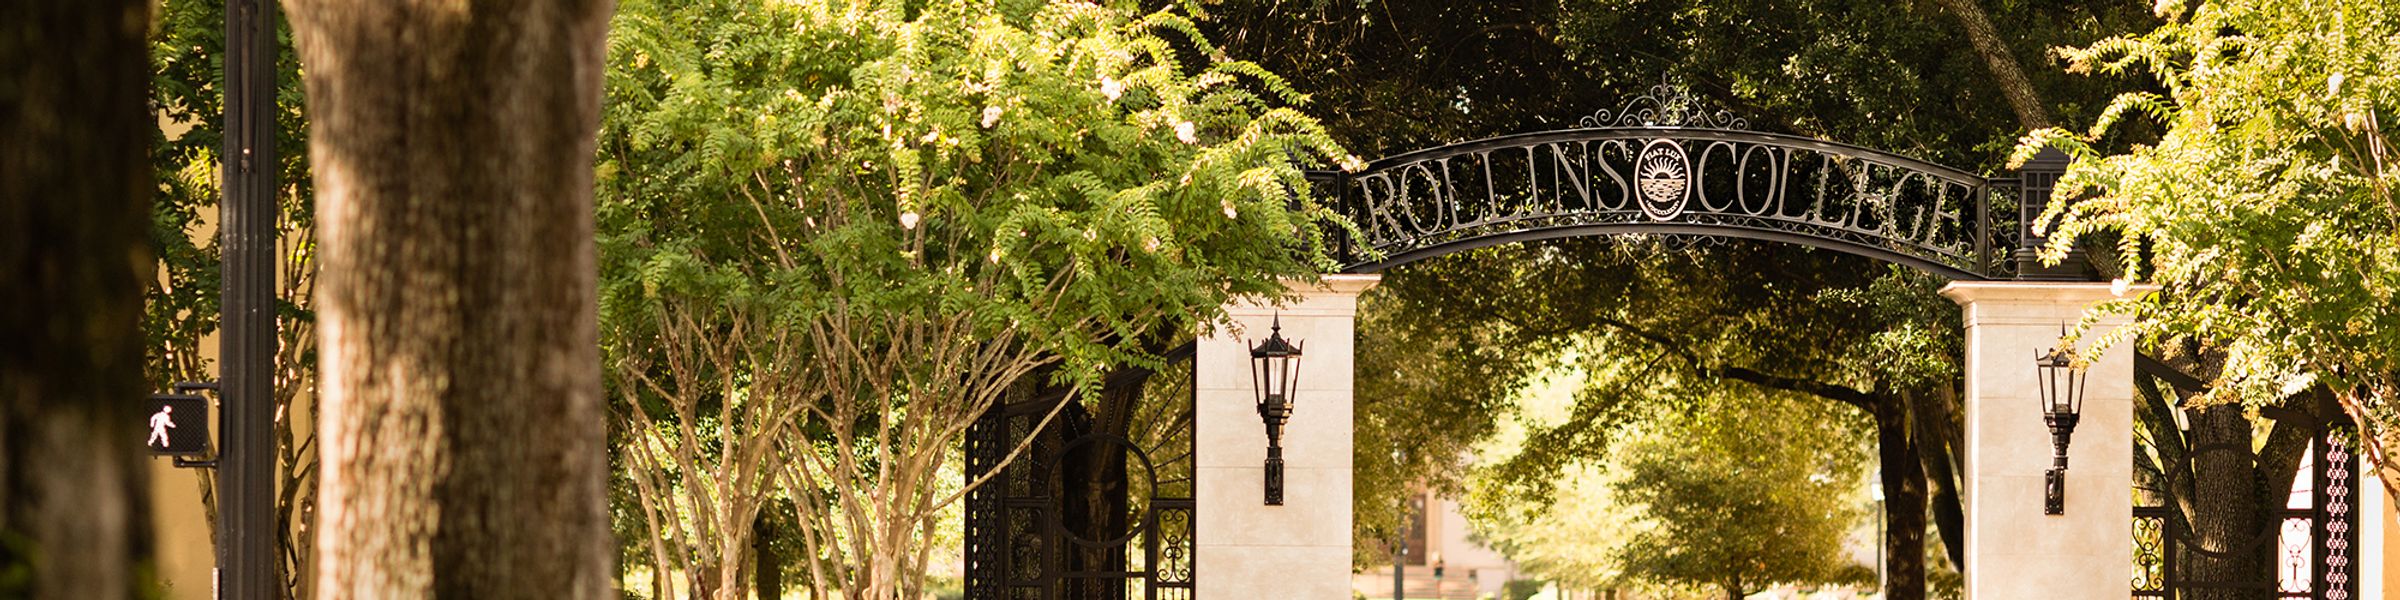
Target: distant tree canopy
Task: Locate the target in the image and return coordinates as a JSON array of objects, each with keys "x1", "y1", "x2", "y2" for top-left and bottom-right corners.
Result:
[
  {"x1": 1608, "y1": 385, "x2": 1870, "y2": 600},
  {"x1": 1198, "y1": 0, "x2": 2157, "y2": 165},
  {"x1": 1468, "y1": 352, "x2": 1873, "y2": 600}
]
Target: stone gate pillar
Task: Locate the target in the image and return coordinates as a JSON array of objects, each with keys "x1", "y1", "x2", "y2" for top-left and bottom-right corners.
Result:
[
  {"x1": 1193, "y1": 274, "x2": 1378, "y2": 599},
  {"x1": 1942, "y1": 281, "x2": 2146, "y2": 599}
]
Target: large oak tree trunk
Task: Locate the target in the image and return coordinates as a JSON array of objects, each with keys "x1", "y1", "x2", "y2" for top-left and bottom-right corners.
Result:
[
  {"x1": 0, "y1": 1, "x2": 156, "y2": 597},
  {"x1": 1875, "y1": 400, "x2": 1928, "y2": 600},
  {"x1": 287, "y1": 0, "x2": 614, "y2": 596}
]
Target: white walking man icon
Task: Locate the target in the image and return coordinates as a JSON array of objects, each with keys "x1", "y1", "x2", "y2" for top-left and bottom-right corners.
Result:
[{"x1": 148, "y1": 405, "x2": 176, "y2": 448}]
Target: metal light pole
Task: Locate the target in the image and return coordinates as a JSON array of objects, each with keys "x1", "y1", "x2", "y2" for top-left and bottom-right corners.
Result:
[{"x1": 219, "y1": 0, "x2": 279, "y2": 595}]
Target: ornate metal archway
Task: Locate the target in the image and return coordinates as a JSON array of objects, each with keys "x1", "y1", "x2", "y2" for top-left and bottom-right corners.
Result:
[
  {"x1": 963, "y1": 85, "x2": 2099, "y2": 600},
  {"x1": 1310, "y1": 84, "x2": 2048, "y2": 280}
]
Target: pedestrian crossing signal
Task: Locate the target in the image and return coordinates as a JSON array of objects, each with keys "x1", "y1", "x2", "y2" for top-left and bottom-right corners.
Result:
[{"x1": 145, "y1": 394, "x2": 210, "y2": 456}]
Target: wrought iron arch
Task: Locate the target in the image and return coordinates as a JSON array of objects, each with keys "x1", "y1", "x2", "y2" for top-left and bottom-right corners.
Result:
[{"x1": 1312, "y1": 84, "x2": 2032, "y2": 280}]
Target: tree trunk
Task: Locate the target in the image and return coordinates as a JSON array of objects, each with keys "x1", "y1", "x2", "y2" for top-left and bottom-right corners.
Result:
[
  {"x1": 0, "y1": 0, "x2": 155, "y2": 597},
  {"x1": 1875, "y1": 400, "x2": 1928, "y2": 600},
  {"x1": 2148, "y1": 342, "x2": 2280, "y2": 599},
  {"x1": 2185, "y1": 403, "x2": 2268, "y2": 600},
  {"x1": 754, "y1": 512, "x2": 781, "y2": 600},
  {"x1": 1930, "y1": 0, "x2": 2053, "y2": 129},
  {"x1": 287, "y1": 0, "x2": 615, "y2": 596},
  {"x1": 1911, "y1": 386, "x2": 1967, "y2": 570}
]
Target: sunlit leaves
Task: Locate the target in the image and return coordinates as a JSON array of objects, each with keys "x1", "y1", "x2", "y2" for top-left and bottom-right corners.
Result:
[
  {"x1": 595, "y1": 0, "x2": 1351, "y2": 594},
  {"x1": 2017, "y1": 0, "x2": 2400, "y2": 414}
]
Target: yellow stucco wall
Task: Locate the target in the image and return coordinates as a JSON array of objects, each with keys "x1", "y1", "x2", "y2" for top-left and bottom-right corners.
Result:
[{"x1": 151, "y1": 460, "x2": 215, "y2": 600}]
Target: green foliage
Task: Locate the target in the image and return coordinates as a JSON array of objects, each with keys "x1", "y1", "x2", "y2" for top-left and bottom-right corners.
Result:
[
  {"x1": 1500, "y1": 578, "x2": 1545, "y2": 600},
  {"x1": 600, "y1": 0, "x2": 1354, "y2": 392},
  {"x1": 2015, "y1": 1, "x2": 2400, "y2": 419},
  {"x1": 1200, "y1": 0, "x2": 2156, "y2": 168},
  {"x1": 1471, "y1": 460, "x2": 1643, "y2": 593},
  {"x1": 1388, "y1": 238, "x2": 1955, "y2": 502},
  {"x1": 596, "y1": 0, "x2": 1352, "y2": 595},
  {"x1": 1468, "y1": 360, "x2": 1869, "y2": 597},
  {"x1": 1349, "y1": 284, "x2": 1538, "y2": 564},
  {"x1": 1607, "y1": 389, "x2": 1866, "y2": 597}
]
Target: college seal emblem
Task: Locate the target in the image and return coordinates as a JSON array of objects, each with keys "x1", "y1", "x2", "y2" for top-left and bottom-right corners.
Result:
[{"x1": 1636, "y1": 139, "x2": 1690, "y2": 221}]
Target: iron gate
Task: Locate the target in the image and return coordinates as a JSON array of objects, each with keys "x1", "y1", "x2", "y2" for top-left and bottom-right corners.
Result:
[
  {"x1": 964, "y1": 377, "x2": 1197, "y2": 600},
  {"x1": 2132, "y1": 424, "x2": 2361, "y2": 599}
]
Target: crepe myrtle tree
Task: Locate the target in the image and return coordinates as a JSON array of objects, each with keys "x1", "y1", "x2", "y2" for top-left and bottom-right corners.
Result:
[
  {"x1": 596, "y1": 0, "x2": 1358, "y2": 597},
  {"x1": 2017, "y1": 0, "x2": 2400, "y2": 499}
]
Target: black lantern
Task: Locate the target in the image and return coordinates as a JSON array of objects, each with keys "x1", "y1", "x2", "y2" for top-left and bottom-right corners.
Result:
[
  {"x1": 2036, "y1": 335, "x2": 2086, "y2": 515},
  {"x1": 1248, "y1": 314, "x2": 1303, "y2": 506}
]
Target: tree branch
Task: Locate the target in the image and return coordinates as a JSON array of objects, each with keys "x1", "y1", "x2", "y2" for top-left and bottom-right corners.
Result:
[
  {"x1": 1581, "y1": 314, "x2": 1882, "y2": 414},
  {"x1": 1933, "y1": 0, "x2": 2054, "y2": 129}
]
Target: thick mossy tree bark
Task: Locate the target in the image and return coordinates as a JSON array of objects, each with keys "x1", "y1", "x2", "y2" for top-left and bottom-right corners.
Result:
[
  {"x1": 286, "y1": 0, "x2": 614, "y2": 596},
  {"x1": 0, "y1": 1, "x2": 156, "y2": 598},
  {"x1": 1912, "y1": 386, "x2": 1968, "y2": 570},
  {"x1": 753, "y1": 512, "x2": 780, "y2": 600}
]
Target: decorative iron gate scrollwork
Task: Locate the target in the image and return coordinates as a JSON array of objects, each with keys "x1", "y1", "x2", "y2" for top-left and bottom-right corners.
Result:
[
  {"x1": 965, "y1": 372, "x2": 1197, "y2": 600},
  {"x1": 2132, "y1": 423, "x2": 2361, "y2": 599}
]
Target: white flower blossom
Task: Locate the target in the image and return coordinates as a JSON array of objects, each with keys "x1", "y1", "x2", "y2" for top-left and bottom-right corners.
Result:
[
  {"x1": 900, "y1": 211, "x2": 920, "y2": 230},
  {"x1": 1175, "y1": 121, "x2": 1198, "y2": 144},
  {"x1": 1100, "y1": 76, "x2": 1123, "y2": 102},
  {"x1": 981, "y1": 105, "x2": 1004, "y2": 129}
]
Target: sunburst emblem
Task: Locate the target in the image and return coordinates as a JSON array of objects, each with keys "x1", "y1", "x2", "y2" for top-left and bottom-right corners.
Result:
[{"x1": 1636, "y1": 139, "x2": 1690, "y2": 221}]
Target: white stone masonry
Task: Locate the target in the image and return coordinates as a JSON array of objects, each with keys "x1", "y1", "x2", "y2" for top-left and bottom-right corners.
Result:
[
  {"x1": 1943, "y1": 281, "x2": 2148, "y2": 600},
  {"x1": 1194, "y1": 275, "x2": 1378, "y2": 599}
]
